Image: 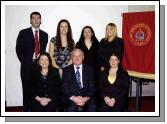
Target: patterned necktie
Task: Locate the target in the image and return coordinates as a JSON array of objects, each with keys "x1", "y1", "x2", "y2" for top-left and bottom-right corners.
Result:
[
  {"x1": 34, "y1": 30, "x2": 40, "y2": 59},
  {"x1": 75, "y1": 66, "x2": 82, "y2": 89}
]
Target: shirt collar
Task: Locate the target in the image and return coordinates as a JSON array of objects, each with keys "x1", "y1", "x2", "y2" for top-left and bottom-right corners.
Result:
[
  {"x1": 31, "y1": 26, "x2": 39, "y2": 33},
  {"x1": 74, "y1": 64, "x2": 82, "y2": 70}
]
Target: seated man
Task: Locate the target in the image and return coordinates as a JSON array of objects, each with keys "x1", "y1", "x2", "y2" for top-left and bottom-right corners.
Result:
[{"x1": 62, "y1": 48, "x2": 96, "y2": 112}]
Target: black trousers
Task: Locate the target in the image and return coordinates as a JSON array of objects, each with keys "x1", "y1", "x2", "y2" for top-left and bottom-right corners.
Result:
[
  {"x1": 101, "y1": 100, "x2": 128, "y2": 112},
  {"x1": 20, "y1": 62, "x2": 36, "y2": 112},
  {"x1": 20, "y1": 66, "x2": 33, "y2": 111},
  {"x1": 67, "y1": 98, "x2": 96, "y2": 112},
  {"x1": 30, "y1": 99, "x2": 58, "y2": 112}
]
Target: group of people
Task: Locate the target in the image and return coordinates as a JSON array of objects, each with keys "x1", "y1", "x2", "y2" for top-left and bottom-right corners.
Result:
[{"x1": 16, "y1": 11, "x2": 130, "y2": 112}]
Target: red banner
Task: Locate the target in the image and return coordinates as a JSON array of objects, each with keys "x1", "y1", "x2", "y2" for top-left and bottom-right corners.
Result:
[{"x1": 122, "y1": 11, "x2": 155, "y2": 79}]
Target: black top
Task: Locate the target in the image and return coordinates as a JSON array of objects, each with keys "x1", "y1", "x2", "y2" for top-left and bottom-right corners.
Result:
[
  {"x1": 75, "y1": 41, "x2": 99, "y2": 69},
  {"x1": 31, "y1": 67, "x2": 61, "y2": 102},
  {"x1": 98, "y1": 37, "x2": 124, "y2": 68},
  {"x1": 100, "y1": 67, "x2": 130, "y2": 110}
]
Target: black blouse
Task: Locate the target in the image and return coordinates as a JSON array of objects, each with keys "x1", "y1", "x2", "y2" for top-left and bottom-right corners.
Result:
[
  {"x1": 98, "y1": 37, "x2": 124, "y2": 68},
  {"x1": 30, "y1": 67, "x2": 61, "y2": 101},
  {"x1": 100, "y1": 67, "x2": 130, "y2": 109},
  {"x1": 75, "y1": 40, "x2": 99, "y2": 69}
]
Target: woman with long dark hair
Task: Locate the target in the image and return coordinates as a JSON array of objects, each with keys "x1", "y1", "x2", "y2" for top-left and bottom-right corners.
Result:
[
  {"x1": 49, "y1": 19, "x2": 75, "y2": 77},
  {"x1": 75, "y1": 26, "x2": 99, "y2": 69}
]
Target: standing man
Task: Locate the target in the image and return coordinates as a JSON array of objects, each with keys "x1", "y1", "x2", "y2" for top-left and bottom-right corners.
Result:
[
  {"x1": 16, "y1": 12, "x2": 48, "y2": 111},
  {"x1": 62, "y1": 49, "x2": 96, "y2": 112}
]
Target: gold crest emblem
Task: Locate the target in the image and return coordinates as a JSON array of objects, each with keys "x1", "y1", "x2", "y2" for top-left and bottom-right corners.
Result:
[{"x1": 129, "y1": 23, "x2": 152, "y2": 46}]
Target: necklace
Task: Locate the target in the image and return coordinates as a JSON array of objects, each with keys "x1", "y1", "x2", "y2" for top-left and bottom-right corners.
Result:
[
  {"x1": 41, "y1": 69, "x2": 48, "y2": 79},
  {"x1": 42, "y1": 74, "x2": 47, "y2": 79}
]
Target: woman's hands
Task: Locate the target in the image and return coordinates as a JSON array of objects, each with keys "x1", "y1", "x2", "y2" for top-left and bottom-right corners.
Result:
[
  {"x1": 35, "y1": 96, "x2": 52, "y2": 106},
  {"x1": 104, "y1": 96, "x2": 115, "y2": 107}
]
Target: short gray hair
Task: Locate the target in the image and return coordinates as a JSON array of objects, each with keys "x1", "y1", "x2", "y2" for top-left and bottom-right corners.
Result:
[{"x1": 71, "y1": 48, "x2": 84, "y2": 56}]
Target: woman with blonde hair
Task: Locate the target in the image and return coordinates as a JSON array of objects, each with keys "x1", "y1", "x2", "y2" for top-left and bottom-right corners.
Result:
[{"x1": 98, "y1": 23, "x2": 124, "y2": 72}]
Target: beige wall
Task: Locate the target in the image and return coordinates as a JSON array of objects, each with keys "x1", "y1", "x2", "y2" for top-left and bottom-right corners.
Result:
[{"x1": 128, "y1": 5, "x2": 155, "y2": 12}]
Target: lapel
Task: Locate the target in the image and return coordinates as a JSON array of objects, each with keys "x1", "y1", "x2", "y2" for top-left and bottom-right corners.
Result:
[
  {"x1": 71, "y1": 65, "x2": 78, "y2": 83},
  {"x1": 29, "y1": 27, "x2": 35, "y2": 44},
  {"x1": 82, "y1": 64, "x2": 86, "y2": 87},
  {"x1": 39, "y1": 29, "x2": 42, "y2": 52},
  {"x1": 28, "y1": 27, "x2": 35, "y2": 53}
]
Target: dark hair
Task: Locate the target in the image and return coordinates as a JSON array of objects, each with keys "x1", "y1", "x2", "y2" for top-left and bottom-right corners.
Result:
[
  {"x1": 108, "y1": 51, "x2": 120, "y2": 60},
  {"x1": 55, "y1": 19, "x2": 74, "y2": 55},
  {"x1": 37, "y1": 52, "x2": 52, "y2": 71},
  {"x1": 78, "y1": 26, "x2": 99, "y2": 44},
  {"x1": 107, "y1": 51, "x2": 121, "y2": 68},
  {"x1": 30, "y1": 12, "x2": 41, "y2": 19}
]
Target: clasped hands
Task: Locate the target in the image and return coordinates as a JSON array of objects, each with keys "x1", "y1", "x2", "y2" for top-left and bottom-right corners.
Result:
[
  {"x1": 70, "y1": 96, "x2": 90, "y2": 107},
  {"x1": 104, "y1": 96, "x2": 115, "y2": 107},
  {"x1": 35, "y1": 96, "x2": 52, "y2": 106}
]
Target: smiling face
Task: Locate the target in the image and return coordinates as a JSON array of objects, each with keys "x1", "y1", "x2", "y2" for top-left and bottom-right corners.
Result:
[
  {"x1": 109, "y1": 55, "x2": 120, "y2": 68},
  {"x1": 39, "y1": 55, "x2": 49, "y2": 69},
  {"x1": 83, "y1": 27, "x2": 93, "y2": 40},
  {"x1": 60, "y1": 22, "x2": 68, "y2": 35},
  {"x1": 31, "y1": 14, "x2": 41, "y2": 29},
  {"x1": 71, "y1": 49, "x2": 84, "y2": 66},
  {"x1": 106, "y1": 25, "x2": 117, "y2": 38}
]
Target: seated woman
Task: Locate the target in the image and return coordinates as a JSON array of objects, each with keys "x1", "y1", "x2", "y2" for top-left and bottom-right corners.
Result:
[
  {"x1": 100, "y1": 51, "x2": 130, "y2": 112},
  {"x1": 30, "y1": 52, "x2": 61, "y2": 112}
]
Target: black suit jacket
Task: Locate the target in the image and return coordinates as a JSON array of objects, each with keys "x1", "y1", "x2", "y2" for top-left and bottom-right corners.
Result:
[
  {"x1": 62, "y1": 64, "x2": 96, "y2": 101},
  {"x1": 16, "y1": 27, "x2": 48, "y2": 67}
]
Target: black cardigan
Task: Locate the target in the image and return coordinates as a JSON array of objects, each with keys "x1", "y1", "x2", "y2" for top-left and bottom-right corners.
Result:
[
  {"x1": 75, "y1": 40, "x2": 99, "y2": 69},
  {"x1": 30, "y1": 67, "x2": 61, "y2": 102},
  {"x1": 100, "y1": 67, "x2": 130, "y2": 110},
  {"x1": 98, "y1": 37, "x2": 124, "y2": 68}
]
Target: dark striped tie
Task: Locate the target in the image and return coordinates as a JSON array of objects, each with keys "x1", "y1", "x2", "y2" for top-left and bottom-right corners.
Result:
[{"x1": 75, "y1": 67, "x2": 82, "y2": 89}]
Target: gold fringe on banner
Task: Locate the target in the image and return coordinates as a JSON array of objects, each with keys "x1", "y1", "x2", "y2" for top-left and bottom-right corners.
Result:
[{"x1": 127, "y1": 70, "x2": 155, "y2": 79}]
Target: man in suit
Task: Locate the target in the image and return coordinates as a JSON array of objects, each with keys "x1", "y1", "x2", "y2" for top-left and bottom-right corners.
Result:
[
  {"x1": 62, "y1": 48, "x2": 96, "y2": 112},
  {"x1": 16, "y1": 12, "x2": 48, "y2": 111}
]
